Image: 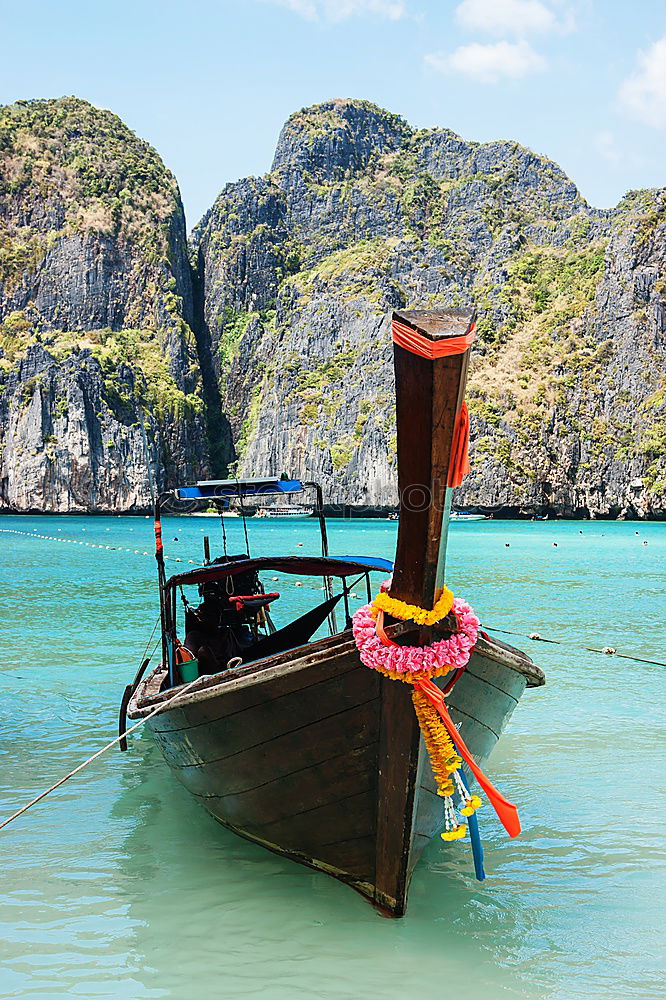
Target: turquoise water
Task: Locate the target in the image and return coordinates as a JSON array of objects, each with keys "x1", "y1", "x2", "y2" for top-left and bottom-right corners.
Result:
[{"x1": 0, "y1": 515, "x2": 664, "y2": 1000}]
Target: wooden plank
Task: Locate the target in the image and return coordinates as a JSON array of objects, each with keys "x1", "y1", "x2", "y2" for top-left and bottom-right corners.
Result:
[
  {"x1": 150, "y1": 650, "x2": 364, "y2": 732},
  {"x1": 158, "y1": 698, "x2": 380, "y2": 797},
  {"x1": 465, "y1": 650, "x2": 531, "y2": 699},
  {"x1": 257, "y1": 789, "x2": 375, "y2": 850},
  {"x1": 447, "y1": 661, "x2": 528, "y2": 759},
  {"x1": 313, "y1": 836, "x2": 376, "y2": 875},
  {"x1": 373, "y1": 677, "x2": 422, "y2": 915},
  {"x1": 190, "y1": 780, "x2": 377, "y2": 880},
  {"x1": 152, "y1": 661, "x2": 380, "y2": 754},
  {"x1": 182, "y1": 741, "x2": 378, "y2": 826},
  {"x1": 133, "y1": 629, "x2": 360, "y2": 713}
]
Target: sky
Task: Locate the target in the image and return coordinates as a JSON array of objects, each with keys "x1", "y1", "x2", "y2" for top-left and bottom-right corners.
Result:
[{"x1": 2, "y1": 0, "x2": 665, "y2": 229}]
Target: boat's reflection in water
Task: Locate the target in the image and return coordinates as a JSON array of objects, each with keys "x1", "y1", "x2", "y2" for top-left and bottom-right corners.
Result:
[{"x1": 112, "y1": 735, "x2": 548, "y2": 1000}]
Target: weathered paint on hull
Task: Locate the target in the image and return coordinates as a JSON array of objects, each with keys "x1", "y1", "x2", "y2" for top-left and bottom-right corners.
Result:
[{"x1": 131, "y1": 631, "x2": 541, "y2": 915}]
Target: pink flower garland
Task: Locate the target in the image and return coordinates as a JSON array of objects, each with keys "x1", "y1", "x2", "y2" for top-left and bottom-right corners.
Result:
[{"x1": 352, "y1": 597, "x2": 480, "y2": 677}]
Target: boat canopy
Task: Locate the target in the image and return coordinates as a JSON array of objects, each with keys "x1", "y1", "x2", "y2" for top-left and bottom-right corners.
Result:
[
  {"x1": 175, "y1": 477, "x2": 303, "y2": 501},
  {"x1": 167, "y1": 554, "x2": 394, "y2": 590}
]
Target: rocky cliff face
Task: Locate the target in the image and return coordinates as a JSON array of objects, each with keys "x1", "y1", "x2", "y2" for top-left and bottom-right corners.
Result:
[
  {"x1": 0, "y1": 97, "x2": 210, "y2": 511},
  {"x1": 194, "y1": 99, "x2": 666, "y2": 518},
  {"x1": 3, "y1": 97, "x2": 664, "y2": 517}
]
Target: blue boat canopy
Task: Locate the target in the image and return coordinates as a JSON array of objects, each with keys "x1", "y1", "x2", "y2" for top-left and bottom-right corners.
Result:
[
  {"x1": 175, "y1": 477, "x2": 303, "y2": 501},
  {"x1": 167, "y1": 554, "x2": 393, "y2": 590}
]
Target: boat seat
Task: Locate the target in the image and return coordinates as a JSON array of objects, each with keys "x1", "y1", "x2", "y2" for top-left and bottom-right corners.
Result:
[{"x1": 228, "y1": 593, "x2": 279, "y2": 613}]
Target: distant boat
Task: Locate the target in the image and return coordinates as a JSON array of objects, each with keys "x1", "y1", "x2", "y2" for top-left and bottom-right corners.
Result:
[
  {"x1": 186, "y1": 510, "x2": 240, "y2": 518},
  {"x1": 125, "y1": 307, "x2": 545, "y2": 917},
  {"x1": 450, "y1": 512, "x2": 488, "y2": 522},
  {"x1": 387, "y1": 512, "x2": 399, "y2": 521},
  {"x1": 255, "y1": 505, "x2": 313, "y2": 518}
]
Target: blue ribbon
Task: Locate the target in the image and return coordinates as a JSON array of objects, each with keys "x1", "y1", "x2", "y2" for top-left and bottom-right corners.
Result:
[{"x1": 460, "y1": 769, "x2": 486, "y2": 882}]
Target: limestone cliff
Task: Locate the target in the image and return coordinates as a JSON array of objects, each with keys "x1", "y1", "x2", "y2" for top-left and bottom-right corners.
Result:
[
  {"x1": 2, "y1": 97, "x2": 664, "y2": 517},
  {"x1": 0, "y1": 97, "x2": 210, "y2": 511},
  {"x1": 194, "y1": 99, "x2": 665, "y2": 518}
]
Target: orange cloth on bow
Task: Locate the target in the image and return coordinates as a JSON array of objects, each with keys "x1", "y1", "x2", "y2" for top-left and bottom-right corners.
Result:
[
  {"x1": 448, "y1": 401, "x2": 471, "y2": 488},
  {"x1": 414, "y1": 676, "x2": 521, "y2": 838},
  {"x1": 392, "y1": 319, "x2": 476, "y2": 360}
]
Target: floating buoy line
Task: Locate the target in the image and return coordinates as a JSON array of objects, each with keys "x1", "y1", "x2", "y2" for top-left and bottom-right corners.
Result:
[
  {"x1": 2, "y1": 527, "x2": 664, "y2": 669},
  {"x1": 0, "y1": 527, "x2": 197, "y2": 564}
]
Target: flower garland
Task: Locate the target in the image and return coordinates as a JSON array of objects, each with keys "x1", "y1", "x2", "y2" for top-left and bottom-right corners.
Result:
[
  {"x1": 352, "y1": 585, "x2": 483, "y2": 840},
  {"x1": 372, "y1": 586, "x2": 454, "y2": 626},
  {"x1": 412, "y1": 687, "x2": 481, "y2": 839},
  {"x1": 352, "y1": 596, "x2": 480, "y2": 681}
]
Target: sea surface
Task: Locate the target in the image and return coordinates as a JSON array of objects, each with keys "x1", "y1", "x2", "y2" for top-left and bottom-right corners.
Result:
[{"x1": 0, "y1": 515, "x2": 664, "y2": 1000}]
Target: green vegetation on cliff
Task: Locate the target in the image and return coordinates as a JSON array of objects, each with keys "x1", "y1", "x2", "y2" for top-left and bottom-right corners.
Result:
[
  {"x1": 0, "y1": 314, "x2": 201, "y2": 420},
  {"x1": 0, "y1": 96, "x2": 208, "y2": 511},
  {"x1": 0, "y1": 97, "x2": 179, "y2": 245}
]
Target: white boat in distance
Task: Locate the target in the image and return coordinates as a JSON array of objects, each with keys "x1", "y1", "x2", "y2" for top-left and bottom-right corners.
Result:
[
  {"x1": 450, "y1": 512, "x2": 489, "y2": 522},
  {"x1": 188, "y1": 510, "x2": 240, "y2": 518},
  {"x1": 255, "y1": 505, "x2": 314, "y2": 518}
]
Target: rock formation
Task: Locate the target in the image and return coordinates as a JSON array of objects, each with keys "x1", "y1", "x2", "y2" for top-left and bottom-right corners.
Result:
[
  {"x1": 0, "y1": 97, "x2": 211, "y2": 511},
  {"x1": 194, "y1": 99, "x2": 665, "y2": 518},
  {"x1": 2, "y1": 96, "x2": 664, "y2": 517}
]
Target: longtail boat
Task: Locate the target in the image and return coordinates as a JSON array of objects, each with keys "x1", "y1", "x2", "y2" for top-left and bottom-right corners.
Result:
[{"x1": 124, "y1": 307, "x2": 545, "y2": 916}]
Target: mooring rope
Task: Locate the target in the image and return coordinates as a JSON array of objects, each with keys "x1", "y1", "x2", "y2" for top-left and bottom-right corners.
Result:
[
  {"x1": 482, "y1": 626, "x2": 666, "y2": 668},
  {"x1": 1, "y1": 529, "x2": 663, "y2": 668},
  {"x1": 0, "y1": 675, "x2": 205, "y2": 832}
]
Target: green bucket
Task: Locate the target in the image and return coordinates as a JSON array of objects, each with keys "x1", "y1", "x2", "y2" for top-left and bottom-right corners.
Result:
[{"x1": 179, "y1": 658, "x2": 199, "y2": 683}]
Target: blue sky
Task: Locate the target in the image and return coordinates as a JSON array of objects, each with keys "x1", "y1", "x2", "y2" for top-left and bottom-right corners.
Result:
[{"x1": 2, "y1": 0, "x2": 665, "y2": 228}]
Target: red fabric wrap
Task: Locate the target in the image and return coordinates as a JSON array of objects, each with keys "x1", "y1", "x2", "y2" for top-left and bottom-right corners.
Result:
[
  {"x1": 415, "y1": 676, "x2": 521, "y2": 838},
  {"x1": 392, "y1": 319, "x2": 476, "y2": 360},
  {"x1": 374, "y1": 609, "x2": 396, "y2": 648},
  {"x1": 448, "y1": 401, "x2": 471, "y2": 488},
  {"x1": 154, "y1": 520, "x2": 163, "y2": 556}
]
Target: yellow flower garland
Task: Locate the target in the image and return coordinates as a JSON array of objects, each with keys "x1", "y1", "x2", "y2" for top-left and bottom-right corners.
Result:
[
  {"x1": 412, "y1": 688, "x2": 461, "y2": 795},
  {"x1": 354, "y1": 588, "x2": 483, "y2": 843},
  {"x1": 412, "y1": 687, "x2": 482, "y2": 841},
  {"x1": 373, "y1": 586, "x2": 455, "y2": 626},
  {"x1": 366, "y1": 660, "x2": 457, "y2": 683}
]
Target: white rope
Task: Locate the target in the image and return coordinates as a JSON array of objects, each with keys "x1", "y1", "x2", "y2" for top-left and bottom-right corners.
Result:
[{"x1": 0, "y1": 676, "x2": 204, "y2": 832}]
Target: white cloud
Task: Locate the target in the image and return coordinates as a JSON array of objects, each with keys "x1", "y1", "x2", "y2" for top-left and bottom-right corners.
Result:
[
  {"x1": 261, "y1": 0, "x2": 407, "y2": 20},
  {"x1": 454, "y1": 0, "x2": 572, "y2": 36},
  {"x1": 268, "y1": 0, "x2": 317, "y2": 17},
  {"x1": 425, "y1": 40, "x2": 546, "y2": 84},
  {"x1": 595, "y1": 130, "x2": 621, "y2": 165},
  {"x1": 618, "y1": 35, "x2": 666, "y2": 129}
]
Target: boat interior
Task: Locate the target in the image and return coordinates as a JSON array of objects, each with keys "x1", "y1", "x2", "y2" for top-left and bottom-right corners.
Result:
[
  {"x1": 155, "y1": 476, "x2": 396, "y2": 691},
  {"x1": 164, "y1": 554, "x2": 394, "y2": 690}
]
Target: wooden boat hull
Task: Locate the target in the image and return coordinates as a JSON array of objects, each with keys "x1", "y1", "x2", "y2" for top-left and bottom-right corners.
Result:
[{"x1": 129, "y1": 630, "x2": 543, "y2": 916}]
